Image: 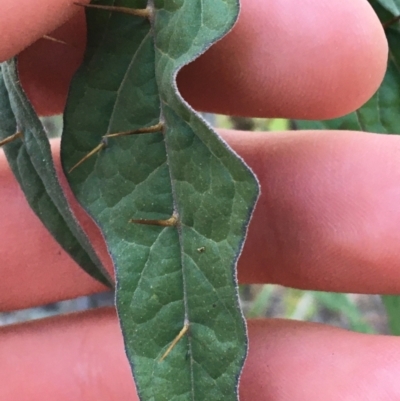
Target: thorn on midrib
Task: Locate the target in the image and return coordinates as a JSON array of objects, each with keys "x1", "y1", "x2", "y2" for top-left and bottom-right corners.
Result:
[
  {"x1": 159, "y1": 323, "x2": 190, "y2": 362},
  {"x1": 0, "y1": 132, "x2": 23, "y2": 147},
  {"x1": 74, "y1": 2, "x2": 151, "y2": 19},
  {"x1": 68, "y1": 142, "x2": 106, "y2": 174},
  {"x1": 68, "y1": 123, "x2": 164, "y2": 173},
  {"x1": 105, "y1": 123, "x2": 164, "y2": 139},
  {"x1": 129, "y1": 213, "x2": 179, "y2": 228}
]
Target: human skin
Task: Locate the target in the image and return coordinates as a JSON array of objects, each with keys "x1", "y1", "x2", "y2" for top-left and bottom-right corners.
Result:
[{"x1": 1, "y1": 0, "x2": 400, "y2": 399}]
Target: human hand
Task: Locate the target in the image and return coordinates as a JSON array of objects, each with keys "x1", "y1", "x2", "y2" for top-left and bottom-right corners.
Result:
[{"x1": 2, "y1": 0, "x2": 400, "y2": 399}]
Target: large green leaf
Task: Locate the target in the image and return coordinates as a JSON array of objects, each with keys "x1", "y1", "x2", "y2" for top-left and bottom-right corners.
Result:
[
  {"x1": 297, "y1": 1, "x2": 400, "y2": 335},
  {"x1": 0, "y1": 60, "x2": 112, "y2": 289},
  {"x1": 61, "y1": 1, "x2": 259, "y2": 400}
]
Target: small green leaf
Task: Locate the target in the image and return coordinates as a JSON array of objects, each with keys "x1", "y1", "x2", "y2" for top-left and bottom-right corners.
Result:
[
  {"x1": 62, "y1": 1, "x2": 259, "y2": 400},
  {"x1": 375, "y1": 0, "x2": 400, "y2": 15},
  {"x1": 0, "y1": 60, "x2": 112, "y2": 287}
]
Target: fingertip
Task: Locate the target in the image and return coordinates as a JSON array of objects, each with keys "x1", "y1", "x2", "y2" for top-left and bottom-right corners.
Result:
[
  {"x1": 0, "y1": 142, "x2": 112, "y2": 311},
  {"x1": 178, "y1": 0, "x2": 388, "y2": 119},
  {"x1": 18, "y1": 11, "x2": 87, "y2": 116},
  {"x1": 0, "y1": 0, "x2": 89, "y2": 61}
]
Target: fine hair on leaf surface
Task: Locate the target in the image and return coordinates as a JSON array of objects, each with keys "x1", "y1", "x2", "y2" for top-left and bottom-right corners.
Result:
[
  {"x1": 0, "y1": 60, "x2": 112, "y2": 287},
  {"x1": 61, "y1": 1, "x2": 259, "y2": 401}
]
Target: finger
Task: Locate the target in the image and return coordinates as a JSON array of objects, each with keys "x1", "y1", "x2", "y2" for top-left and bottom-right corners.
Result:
[
  {"x1": 18, "y1": 10, "x2": 87, "y2": 116},
  {"x1": 241, "y1": 319, "x2": 400, "y2": 401},
  {"x1": 0, "y1": 2, "x2": 88, "y2": 116},
  {"x1": 1, "y1": 310, "x2": 400, "y2": 401},
  {"x1": 3, "y1": 130, "x2": 400, "y2": 309},
  {"x1": 229, "y1": 129, "x2": 400, "y2": 293},
  {"x1": 179, "y1": 0, "x2": 387, "y2": 118},
  {"x1": 0, "y1": 0, "x2": 89, "y2": 61},
  {"x1": 2, "y1": 0, "x2": 387, "y2": 118},
  {"x1": 0, "y1": 141, "x2": 112, "y2": 312},
  {"x1": 0, "y1": 308, "x2": 138, "y2": 401}
]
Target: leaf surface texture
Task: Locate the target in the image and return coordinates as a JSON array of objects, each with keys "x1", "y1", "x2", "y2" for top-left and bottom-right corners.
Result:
[
  {"x1": 0, "y1": 60, "x2": 111, "y2": 287},
  {"x1": 61, "y1": 1, "x2": 259, "y2": 400}
]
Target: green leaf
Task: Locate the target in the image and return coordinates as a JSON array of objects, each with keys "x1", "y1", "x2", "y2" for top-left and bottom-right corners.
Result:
[
  {"x1": 0, "y1": 60, "x2": 112, "y2": 288},
  {"x1": 375, "y1": 0, "x2": 400, "y2": 15},
  {"x1": 61, "y1": 1, "x2": 259, "y2": 400}
]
